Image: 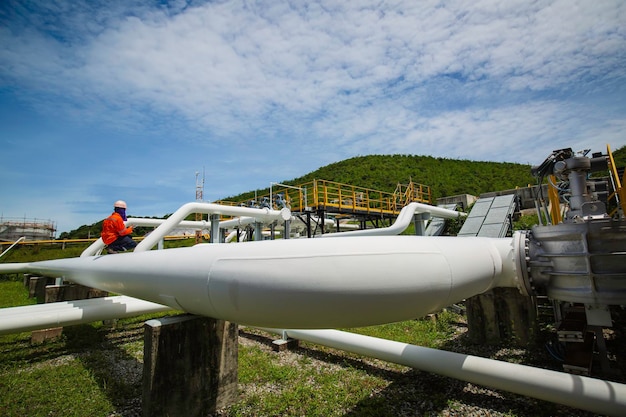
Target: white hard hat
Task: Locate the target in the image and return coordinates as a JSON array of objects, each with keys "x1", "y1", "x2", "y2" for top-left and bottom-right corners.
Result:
[{"x1": 114, "y1": 200, "x2": 127, "y2": 209}]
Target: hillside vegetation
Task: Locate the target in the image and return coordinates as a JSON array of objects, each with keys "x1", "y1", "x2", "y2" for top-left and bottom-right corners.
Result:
[
  {"x1": 62, "y1": 146, "x2": 626, "y2": 239},
  {"x1": 244, "y1": 155, "x2": 535, "y2": 201}
]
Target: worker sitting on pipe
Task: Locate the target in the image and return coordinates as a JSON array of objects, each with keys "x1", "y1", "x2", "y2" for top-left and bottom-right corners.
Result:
[{"x1": 101, "y1": 200, "x2": 137, "y2": 254}]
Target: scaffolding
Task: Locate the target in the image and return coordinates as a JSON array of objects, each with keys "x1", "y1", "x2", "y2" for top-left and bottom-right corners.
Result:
[{"x1": 0, "y1": 217, "x2": 56, "y2": 242}]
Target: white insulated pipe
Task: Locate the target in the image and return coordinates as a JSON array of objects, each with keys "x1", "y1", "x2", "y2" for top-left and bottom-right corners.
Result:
[
  {"x1": 134, "y1": 202, "x2": 291, "y2": 251},
  {"x1": 6, "y1": 235, "x2": 519, "y2": 329},
  {"x1": 129, "y1": 216, "x2": 271, "y2": 230},
  {"x1": 320, "y1": 202, "x2": 466, "y2": 237},
  {"x1": 260, "y1": 328, "x2": 626, "y2": 416},
  {"x1": 80, "y1": 203, "x2": 291, "y2": 256},
  {"x1": 0, "y1": 296, "x2": 171, "y2": 335},
  {"x1": 81, "y1": 218, "x2": 213, "y2": 257},
  {"x1": 0, "y1": 236, "x2": 26, "y2": 259}
]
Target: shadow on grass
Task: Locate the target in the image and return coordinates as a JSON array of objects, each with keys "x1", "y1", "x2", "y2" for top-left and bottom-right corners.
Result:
[{"x1": 64, "y1": 318, "x2": 147, "y2": 416}]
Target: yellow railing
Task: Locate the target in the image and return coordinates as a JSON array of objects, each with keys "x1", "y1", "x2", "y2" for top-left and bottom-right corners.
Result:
[
  {"x1": 394, "y1": 181, "x2": 432, "y2": 207},
  {"x1": 547, "y1": 175, "x2": 563, "y2": 224},
  {"x1": 237, "y1": 179, "x2": 431, "y2": 216},
  {"x1": 607, "y1": 144, "x2": 626, "y2": 218},
  {"x1": 310, "y1": 179, "x2": 397, "y2": 214}
]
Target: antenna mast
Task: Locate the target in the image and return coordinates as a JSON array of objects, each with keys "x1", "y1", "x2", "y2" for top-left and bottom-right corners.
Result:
[{"x1": 195, "y1": 168, "x2": 205, "y2": 242}]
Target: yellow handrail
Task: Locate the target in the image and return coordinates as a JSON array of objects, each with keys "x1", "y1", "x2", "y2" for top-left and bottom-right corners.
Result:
[
  {"x1": 228, "y1": 178, "x2": 431, "y2": 216},
  {"x1": 547, "y1": 175, "x2": 562, "y2": 224},
  {"x1": 607, "y1": 144, "x2": 626, "y2": 217}
]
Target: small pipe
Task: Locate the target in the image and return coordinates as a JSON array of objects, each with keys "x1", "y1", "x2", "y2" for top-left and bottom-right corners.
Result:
[
  {"x1": 80, "y1": 204, "x2": 291, "y2": 256},
  {"x1": 80, "y1": 217, "x2": 215, "y2": 256},
  {"x1": 260, "y1": 328, "x2": 626, "y2": 416},
  {"x1": 319, "y1": 202, "x2": 466, "y2": 237},
  {"x1": 0, "y1": 296, "x2": 171, "y2": 335},
  {"x1": 126, "y1": 218, "x2": 210, "y2": 229},
  {"x1": 0, "y1": 236, "x2": 26, "y2": 260},
  {"x1": 135, "y1": 202, "x2": 290, "y2": 251}
]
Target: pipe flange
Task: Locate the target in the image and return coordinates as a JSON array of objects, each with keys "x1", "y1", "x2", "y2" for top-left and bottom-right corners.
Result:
[{"x1": 512, "y1": 230, "x2": 533, "y2": 297}]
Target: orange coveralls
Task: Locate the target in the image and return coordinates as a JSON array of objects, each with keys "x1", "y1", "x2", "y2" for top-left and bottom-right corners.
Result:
[{"x1": 101, "y1": 212, "x2": 133, "y2": 245}]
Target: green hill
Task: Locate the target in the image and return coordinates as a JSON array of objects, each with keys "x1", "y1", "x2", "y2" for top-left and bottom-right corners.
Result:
[
  {"x1": 611, "y1": 144, "x2": 626, "y2": 169},
  {"x1": 232, "y1": 146, "x2": 626, "y2": 203},
  {"x1": 61, "y1": 146, "x2": 626, "y2": 239},
  {"x1": 281, "y1": 155, "x2": 534, "y2": 200}
]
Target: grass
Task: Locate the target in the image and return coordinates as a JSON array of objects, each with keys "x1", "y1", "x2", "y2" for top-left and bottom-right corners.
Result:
[
  {"x1": 0, "y1": 279, "x2": 175, "y2": 417},
  {"x1": 1, "y1": 357, "x2": 113, "y2": 417},
  {"x1": 226, "y1": 311, "x2": 474, "y2": 417},
  {"x1": 0, "y1": 279, "x2": 36, "y2": 308},
  {"x1": 347, "y1": 311, "x2": 457, "y2": 347},
  {"x1": 235, "y1": 337, "x2": 391, "y2": 417}
]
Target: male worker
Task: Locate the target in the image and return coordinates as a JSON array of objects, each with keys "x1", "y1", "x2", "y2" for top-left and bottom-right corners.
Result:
[{"x1": 101, "y1": 200, "x2": 137, "y2": 253}]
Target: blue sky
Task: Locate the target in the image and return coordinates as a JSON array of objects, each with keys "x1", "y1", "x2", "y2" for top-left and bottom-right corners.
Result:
[{"x1": 1, "y1": 0, "x2": 625, "y2": 235}]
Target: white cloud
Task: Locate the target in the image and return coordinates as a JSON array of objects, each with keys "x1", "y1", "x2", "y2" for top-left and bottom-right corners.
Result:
[
  {"x1": 4, "y1": 1, "x2": 625, "y2": 126},
  {"x1": 321, "y1": 99, "x2": 625, "y2": 164}
]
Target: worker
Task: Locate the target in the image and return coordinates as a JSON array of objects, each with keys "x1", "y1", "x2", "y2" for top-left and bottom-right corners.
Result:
[{"x1": 101, "y1": 200, "x2": 137, "y2": 253}]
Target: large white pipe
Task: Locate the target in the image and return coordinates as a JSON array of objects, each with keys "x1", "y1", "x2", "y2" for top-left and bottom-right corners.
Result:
[
  {"x1": 319, "y1": 202, "x2": 466, "y2": 237},
  {"x1": 3, "y1": 235, "x2": 519, "y2": 329},
  {"x1": 260, "y1": 328, "x2": 626, "y2": 416},
  {"x1": 0, "y1": 296, "x2": 171, "y2": 335}
]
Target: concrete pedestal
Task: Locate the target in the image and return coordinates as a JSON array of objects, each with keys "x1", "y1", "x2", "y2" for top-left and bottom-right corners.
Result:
[
  {"x1": 27, "y1": 276, "x2": 52, "y2": 303},
  {"x1": 466, "y1": 287, "x2": 538, "y2": 346},
  {"x1": 44, "y1": 284, "x2": 108, "y2": 303},
  {"x1": 30, "y1": 283, "x2": 109, "y2": 343},
  {"x1": 143, "y1": 315, "x2": 238, "y2": 417}
]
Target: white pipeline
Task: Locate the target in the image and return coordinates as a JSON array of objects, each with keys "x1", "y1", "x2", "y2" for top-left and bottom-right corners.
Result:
[
  {"x1": 134, "y1": 202, "x2": 290, "y2": 251},
  {"x1": 0, "y1": 236, "x2": 26, "y2": 260},
  {"x1": 320, "y1": 202, "x2": 465, "y2": 237},
  {"x1": 80, "y1": 203, "x2": 291, "y2": 256},
  {"x1": 0, "y1": 296, "x2": 171, "y2": 335},
  {"x1": 260, "y1": 328, "x2": 626, "y2": 416},
  {"x1": 81, "y1": 218, "x2": 213, "y2": 257},
  {"x1": 6, "y1": 235, "x2": 518, "y2": 329}
]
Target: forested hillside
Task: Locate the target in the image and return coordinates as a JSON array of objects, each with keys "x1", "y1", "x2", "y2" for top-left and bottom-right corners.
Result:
[
  {"x1": 287, "y1": 155, "x2": 534, "y2": 199},
  {"x1": 234, "y1": 146, "x2": 626, "y2": 202},
  {"x1": 61, "y1": 145, "x2": 626, "y2": 239}
]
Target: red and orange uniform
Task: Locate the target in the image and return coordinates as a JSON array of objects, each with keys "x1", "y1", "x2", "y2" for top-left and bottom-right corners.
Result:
[{"x1": 101, "y1": 212, "x2": 133, "y2": 245}]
